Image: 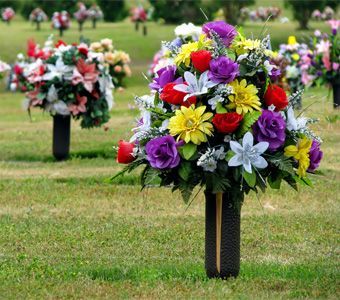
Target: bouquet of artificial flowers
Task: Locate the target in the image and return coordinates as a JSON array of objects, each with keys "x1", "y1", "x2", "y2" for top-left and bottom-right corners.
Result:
[
  {"x1": 114, "y1": 20, "x2": 323, "y2": 203},
  {"x1": 307, "y1": 20, "x2": 340, "y2": 107},
  {"x1": 87, "y1": 4, "x2": 103, "y2": 28},
  {"x1": 1, "y1": 7, "x2": 15, "y2": 24},
  {"x1": 89, "y1": 39, "x2": 131, "y2": 88},
  {"x1": 52, "y1": 11, "x2": 71, "y2": 36},
  {"x1": 29, "y1": 7, "x2": 48, "y2": 24},
  {"x1": 74, "y1": 2, "x2": 88, "y2": 31},
  {"x1": 273, "y1": 36, "x2": 312, "y2": 108},
  {"x1": 23, "y1": 39, "x2": 114, "y2": 128}
]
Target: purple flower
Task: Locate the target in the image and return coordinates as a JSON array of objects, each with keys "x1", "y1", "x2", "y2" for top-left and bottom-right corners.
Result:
[
  {"x1": 170, "y1": 37, "x2": 183, "y2": 48},
  {"x1": 269, "y1": 68, "x2": 281, "y2": 81},
  {"x1": 149, "y1": 65, "x2": 181, "y2": 92},
  {"x1": 145, "y1": 135, "x2": 181, "y2": 169},
  {"x1": 252, "y1": 110, "x2": 286, "y2": 151},
  {"x1": 208, "y1": 56, "x2": 239, "y2": 84},
  {"x1": 308, "y1": 140, "x2": 323, "y2": 172},
  {"x1": 202, "y1": 21, "x2": 236, "y2": 47}
]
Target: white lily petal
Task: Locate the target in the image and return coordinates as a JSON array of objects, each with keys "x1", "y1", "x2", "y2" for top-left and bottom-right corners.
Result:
[
  {"x1": 230, "y1": 141, "x2": 244, "y2": 154},
  {"x1": 174, "y1": 84, "x2": 190, "y2": 93},
  {"x1": 184, "y1": 71, "x2": 198, "y2": 89},
  {"x1": 252, "y1": 156, "x2": 268, "y2": 169},
  {"x1": 253, "y1": 141, "x2": 269, "y2": 154},
  {"x1": 228, "y1": 154, "x2": 243, "y2": 167},
  {"x1": 243, "y1": 157, "x2": 252, "y2": 173},
  {"x1": 243, "y1": 132, "x2": 254, "y2": 148}
]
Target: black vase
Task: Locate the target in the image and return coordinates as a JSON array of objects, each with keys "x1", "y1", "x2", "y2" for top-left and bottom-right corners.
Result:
[
  {"x1": 52, "y1": 115, "x2": 71, "y2": 161},
  {"x1": 205, "y1": 190, "x2": 243, "y2": 279},
  {"x1": 332, "y1": 82, "x2": 340, "y2": 109}
]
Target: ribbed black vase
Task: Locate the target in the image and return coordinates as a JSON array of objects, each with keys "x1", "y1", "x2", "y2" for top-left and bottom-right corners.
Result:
[
  {"x1": 205, "y1": 190, "x2": 243, "y2": 279},
  {"x1": 52, "y1": 115, "x2": 71, "y2": 161},
  {"x1": 333, "y1": 82, "x2": 340, "y2": 109}
]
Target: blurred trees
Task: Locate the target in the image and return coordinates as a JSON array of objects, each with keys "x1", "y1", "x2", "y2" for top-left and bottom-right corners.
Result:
[
  {"x1": 284, "y1": 0, "x2": 339, "y2": 29},
  {"x1": 96, "y1": 0, "x2": 127, "y2": 22}
]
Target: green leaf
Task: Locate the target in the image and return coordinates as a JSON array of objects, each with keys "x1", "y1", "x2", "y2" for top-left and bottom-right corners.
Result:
[
  {"x1": 226, "y1": 49, "x2": 236, "y2": 61},
  {"x1": 178, "y1": 162, "x2": 192, "y2": 181},
  {"x1": 268, "y1": 173, "x2": 282, "y2": 189},
  {"x1": 216, "y1": 102, "x2": 227, "y2": 113},
  {"x1": 225, "y1": 150, "x2": 235, "y2": 162},
  {"x1": 267, "y1": 154, "x2": 295, "y2": 175},
  {"x1": 243, "y1": 170, "x2": 256, "y2": 187},
  {"x1": 179, "y1": 143, "x2": 197, "y2": 160},
  {"x1": 236, "y1": 111, "x2": 261, "y2": 138}
]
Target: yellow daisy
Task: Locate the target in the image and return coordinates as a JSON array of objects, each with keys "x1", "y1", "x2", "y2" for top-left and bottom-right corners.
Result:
[
  {"x1": 168, "y1": 105, "x2": 214, "y2": 145},
  {"x1": 175, "y1": 42, "x2": 198, "y2": 67},
  {"x1": 284, "y1": 137, "x2": 312, "y2": 177},
  {"x1": 232, "y1": 34, "x2": 261, "y2": 55},
  {"x1": 227, "y1": 79, "x2": 261, "y2": 115},
  {"x1": 287, "y1": 35, "x2": 297, "y2": 45}
]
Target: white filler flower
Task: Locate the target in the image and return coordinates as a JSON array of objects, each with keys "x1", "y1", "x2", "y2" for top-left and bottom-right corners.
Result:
[{"x1": 228, "y1": 132, "x2": 269, "y2": 174}]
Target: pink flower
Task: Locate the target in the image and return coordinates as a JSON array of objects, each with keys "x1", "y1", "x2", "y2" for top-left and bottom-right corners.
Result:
[
  {"x1": 332, "y1": 63, "x2": 339, "y2": 71},
  {"x1": 72, "y1": 58, "x2": 99, "y2": 92},
  {"x1": 68, "y1": 94, "x2": 87, "y2": 115},
  {"x1": 327, "y1": 19, "x2": 340, "y2": 31},
  {"x1": 316, "y1": 40, "x2": 330, "y2": 54},
  {"x1": 322, "y1": 52, "x2": 331, "y2": 71},
  {"x1": 301, "y1": 71, "x2": 315, "y2": 86}
]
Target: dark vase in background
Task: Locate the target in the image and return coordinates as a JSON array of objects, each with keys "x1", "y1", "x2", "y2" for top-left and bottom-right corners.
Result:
[
  {"x1": 332, "y1": 82, "x2": 340, "y2": 109},
  {"x1": 52, "y1": 115, "x2": 71, "y2": 161},
  {"x1": 205, "y1": 190, "x2": 243, "y2": 279}
]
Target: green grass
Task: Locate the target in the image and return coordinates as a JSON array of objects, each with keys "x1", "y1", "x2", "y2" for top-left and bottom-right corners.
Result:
[{"x1": 0, "y1": 13, "x2": 339, "y2": 300}]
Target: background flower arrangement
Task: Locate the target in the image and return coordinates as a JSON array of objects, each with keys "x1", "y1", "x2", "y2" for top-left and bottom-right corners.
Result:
[
  {"x1": 114, "y1": 20, "x2": 323, "y2": 204},
  {"x1": 52, "y1": 11, "x2": 71, "y2": 36},
  {"x1": 89, "y1": 39, "x2": 131, "y2": 89},
  {"x1": 74, "y1": 2, "x2": 88, "y2": 32},
  {"x1": 87, "y1": 4, "x2": 103, "y2": 29},
  {"x1": 1, "y1": 7, "x2": 15, "y2": 24},
  {"x1": 29, "y1": 7, "x2": 48, "y2": 30},
  {"x1": 0, "y1": 59, "x2": 10, "y2": 80},
  {"x1": 22, "y1": 38, "x2": 114, "y2": 128}
]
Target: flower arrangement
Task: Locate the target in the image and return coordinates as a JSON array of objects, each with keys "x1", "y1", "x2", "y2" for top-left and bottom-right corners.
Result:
[
  {"x1": 113, "y1": 20, "x2": 323, "y2": 203},
  {"x1": 1, "y1": 7, "x2": 15, "y2": 24},
  {"x1": 52, "y1": 11, "x2": 71, "y2": 36},
  {"x1": 130, "y1": 6, "x2": 147, "y2": 23},
  {"x1": 307, "y1": 20, "x2": 340, "y2": 108},
  {"x1": 272, "y1": 36, "x2": 312, "y2": 109},
  {"x1": 29, "y1": 7, "x2": 48, "y2": 29},
  {"x1": 312, "y1": 6, "x2": 334, "y2": 21},
  {"x1": 74, "y1": 2, "x2": 88, "y2": 31},
  {"x1": 0, "y1": 59, "x2": 10, "y2": 80},
  {"x1": 22, "y1": 39, "x2": 114, "y2": 128},
  {"x1": 148, "y1": 23, "x2": 202, "y2": 77},
  {"x1": 89, "y1": 39, "x2": 131, "y2": 88},
  {"x1": 240, "y1": 6, "x2": 281, "y2": 22},
  {"x1": 87, "y1": 4, "x2": 103, "y2": 28}
]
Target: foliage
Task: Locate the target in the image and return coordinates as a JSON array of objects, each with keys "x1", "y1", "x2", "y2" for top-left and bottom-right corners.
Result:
[{"x1": 96, "y1": 0, "x2": 127, "y2": 22}]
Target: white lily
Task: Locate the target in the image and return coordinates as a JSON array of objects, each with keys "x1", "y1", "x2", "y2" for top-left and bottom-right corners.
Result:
[
  {"x1": 228, "y1": 132, "x2": 269, "y2": 174},
  {"x1": 130, "y1": 110, "x2": 152, "y2": 143},
  {"x1": 43, "y1": 57, "x2": 74, "y2": 81},
  {"x1": 45, "y1": 85, "x2": 70, "y2": 116},
  {"x1": 174, "y1": 71, "x2": 218, "y2": 101},
  {"x1": 285, "y1": 106, "x2": 307, "y2": 131}
]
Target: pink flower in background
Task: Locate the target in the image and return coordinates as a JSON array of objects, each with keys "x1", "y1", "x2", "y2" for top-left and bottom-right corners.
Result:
[
  {"x1": 301, "y1": 71, "x2": 315, "y2": 86},
  {"x1": 26, "y1": 89, "x2": 42, "y2": 107},
  {"x1": 327, "y1": 19, "x2": 340, "y2": 31},
  {"x1": 72, "y1": 58, "x2": 98, "y2": 92},
  {"x1": 322, "y1": 52, "x2": 331, "y2": 71},
  {"x1": 332, "y1": 63, "x2": 339, "y2": 71},
  {"x1": 68, "y1": 94, "x2": 87, "y2": 115}
]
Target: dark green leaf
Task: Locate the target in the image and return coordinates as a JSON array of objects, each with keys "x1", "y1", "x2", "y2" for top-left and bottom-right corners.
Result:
[
  {"x1": 243, "y1": 170, "x2": 256, "y2": 187},
  {"x1": 236, "y1": 111, "x2": 261, "y2": 137}
]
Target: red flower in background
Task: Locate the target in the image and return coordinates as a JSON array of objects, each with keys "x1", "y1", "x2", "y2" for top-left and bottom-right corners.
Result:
[
  {"x1": 117, "y1": 140, "x2": 136, "y2": 164},
  {"x1": 160, "y1": 82, "x2": 196, "y2": 107},
  {"x1": 212, "y1": 112, "x2": 243, "y2": 134},
  {"x1": 191, "y1": 50, "x2": 212, "y2": 73},
  {"x1": 264, "y1": 84, "x2": 288, "y2": 111}
]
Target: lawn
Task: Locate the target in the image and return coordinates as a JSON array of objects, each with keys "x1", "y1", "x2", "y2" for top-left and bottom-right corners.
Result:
[{"x1": 0, "y1": 14, "x2": 339, "y2": 300}]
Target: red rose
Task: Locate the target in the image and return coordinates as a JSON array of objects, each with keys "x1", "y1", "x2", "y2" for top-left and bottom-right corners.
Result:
[
  {"x1": 212, "y1": 112, "x2": 243, "y2": 134},
  {"x1": 160, "y1": 82, "x2": 196, "y2": 107},
  {"x1": 117, "y1": 140, "x2": 136, "y2": 164},
  {"x1": 264, "y1": 84, "x2": 288, "y2": 111},
  {"x1": 78, "y1": 45, "x2": 88, "y2": 56},
  {"x1": 190, "y1": 50, "x2": 212, "y2": 73}
]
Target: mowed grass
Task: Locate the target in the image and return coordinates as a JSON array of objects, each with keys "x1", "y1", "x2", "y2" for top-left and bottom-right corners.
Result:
[{"x1": 0, "y1": 14, "x2": 339, "y2": 299}]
